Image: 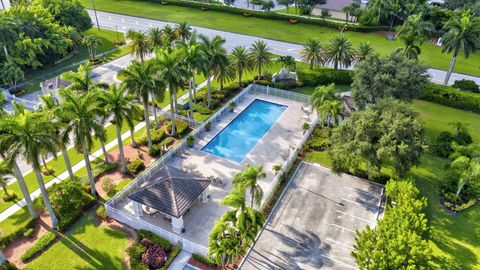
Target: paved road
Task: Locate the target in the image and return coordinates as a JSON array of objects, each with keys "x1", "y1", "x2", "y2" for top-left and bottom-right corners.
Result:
[{"x1": 88, "y1": 9, "x2": 480, "y2": 85}]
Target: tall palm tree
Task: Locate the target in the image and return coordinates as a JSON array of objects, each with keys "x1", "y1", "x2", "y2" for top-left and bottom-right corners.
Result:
[
  {"x1": 61, "y1": 61, "x2": 108, "y2": 93},
  {"x1": 99, "y1": 84, "x2": 141, "y2": 173},
  {"x1": 324, "y1": 35, "x2": 354, "y2": 69},
  {"x1": 177, "y1": 39, "x2": 205, "y2": 118},
  {"x1": 161, "y1": 25, "x2": 177, "y2": 44},
  {"x1": 441, "y1": 12, "x2": 480, "y2": 85},
  {"x1": 0, "y1": 17, "x2": 16, "y2": 59},
  {"x1": 59, "y1": 89, "x2": 104, "y2": 196},
  {"x1": 175, "y1": 22, "x2": 192, "y2": 41},
  {"x1": 0, "y1": 105, "x2": 37, "y2": 218},
  {"x1": 354, "y1": 42, "x2": 376, "y2": 64},
  {"x1": 38, "y1": 95, "x2": 75, "y2": 181},
  {"x1": 320, "y1": 99, "x2": 342, "y2": 126},
  {"x1": 0, "y1": 110, "x2": 59, "y2": 228},
  {"x1": 277, "y1": 55, "x2": 296, "y2": 71},
  {"x1": 215, "y1": 59, "x2": 233, "y2": 90},
  {"x1": 312, "y1": 83, "x2": 340, "y2": 125},
  {"x1": 301, "y1": 38, "x2": 323, "y2": 69},
  {"x1": 232, "y1": 164, "x2": 266, "y2": 208},
  {"x1": 147, "y1": 27, "x2": 163, "y2": 50},
  {"x1": 199, "y1": 35, "x2": 228, "y2": 108},
  {"x1": 209, "y1": 217, "x2": 242, "y2": 268},
  {"x1": 248, "y1": 40, "x2": 272, "y2": 80},
  {"x1": 155, "y1": 49, "x2": 188, "y2": 136},
  {"x1": 120, "y1": 60, "x2": 161, "y2": 149},
  {"x1": 126, "y1": 30, "x2": 151, "y2": 63},
  {"x1": 83, "y1": 35, "x2": 102, "y2": 61},
  {"x1": 0, "y1": 161, "x2": 12, "y2": 199},
  {"x1": 396, "y1": 13, "x2": 433, "y2": 60},
  {"x1": 229, "y1": 46, "x2": 252, "y2": 86}
]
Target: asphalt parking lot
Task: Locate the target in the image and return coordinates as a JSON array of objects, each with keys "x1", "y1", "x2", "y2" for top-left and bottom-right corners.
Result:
[{"x1": 240, "y1": 162, "x2": 385, "y2": 270}]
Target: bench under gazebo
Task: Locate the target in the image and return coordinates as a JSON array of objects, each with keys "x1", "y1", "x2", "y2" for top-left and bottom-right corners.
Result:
[{"x1": 128, "y1": 166, "x2": 211, "y2": 234}]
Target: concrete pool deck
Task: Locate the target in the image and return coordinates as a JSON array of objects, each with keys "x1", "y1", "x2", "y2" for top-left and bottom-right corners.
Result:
[{"x1": 117, "y1": 91, "x2": 317, "y2": 247}]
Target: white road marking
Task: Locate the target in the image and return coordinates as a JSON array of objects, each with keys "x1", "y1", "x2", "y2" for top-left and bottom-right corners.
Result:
[
  {"x1": 336, "y1": 210, "x2": 376, "y2": 225},
  {"x1": 330, "y1": 223, "x2": 356, "y2": 233},
  {"x1": 108, "y1": 16, "x2": 111, "y2": 20},
  {"x1": 344, "y1": 186, "x2": 381, "y2": 198}
]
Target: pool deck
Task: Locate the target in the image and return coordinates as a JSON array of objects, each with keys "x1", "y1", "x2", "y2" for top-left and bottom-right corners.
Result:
[{"x1": 118, "y1": 91, "x2": 317, "y2": 247}]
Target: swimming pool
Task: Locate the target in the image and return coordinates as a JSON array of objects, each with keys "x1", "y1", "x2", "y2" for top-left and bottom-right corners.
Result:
[{"x1": 202, "y1": 99, "x2": 287, "y2": 163}]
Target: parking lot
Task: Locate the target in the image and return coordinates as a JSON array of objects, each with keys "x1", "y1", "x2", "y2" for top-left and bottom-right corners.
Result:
[{"x1": 240, "y1": 162, "x2": 384, "y2": 270}]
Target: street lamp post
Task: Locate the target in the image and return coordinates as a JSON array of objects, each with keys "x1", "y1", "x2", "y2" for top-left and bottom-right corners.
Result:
[{"x1": 92, "y1": 0, "x2": 100, "y2": 30}]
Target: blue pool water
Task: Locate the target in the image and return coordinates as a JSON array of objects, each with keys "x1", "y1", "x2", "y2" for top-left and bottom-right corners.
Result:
[{"x1": 202, "y1": 99, "x2": 287, "y2": 162}]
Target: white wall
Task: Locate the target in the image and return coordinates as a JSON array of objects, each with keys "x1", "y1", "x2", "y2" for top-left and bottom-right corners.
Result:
[{"x1": 0, "y1": 0, "x2": 11, "y2": 10}]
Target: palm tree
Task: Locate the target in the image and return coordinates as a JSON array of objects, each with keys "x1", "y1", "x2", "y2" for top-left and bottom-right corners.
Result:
[
  {"x1": 175, "y1": 22, "x2": 192, "y2": 41},
  {"x1": 155, "y1": 49, "x2": 188, "y2": 136},
  {"x1": 126, "y1": 30, "x2": 151, "y2": 63},
  {"x1": 120, "y1": 60, "x2": 161, "y2": 149},
  {"x1": 312, "y1": 83, "x2": 340, "y2": 125},
  {"x1": 61, "y1": 61, "x2": 108, "y2": 93},
  {"x1": 199, "y1": 35, "x2": 228, "y2": 108},
  {"x1": 324, "y1": 35, "x2": 354, "y2": 69},
  {"x1": 396, "y1": 13, "x2": 433, "y2": 60},
  {"x1": 99, "y1": 84, "x2": 141, "y2": 173},
  {"x1": 147, "y1": 27, "x2": 163, "y2": 49},
  {"x1": 0, "y1": 161, "x2": 12, "y2": 198},
  {"x1": 229, "y1": 46, "x2": 252, "y2": 86},
  {"x1": 248, "y1": 40, "x2": 272, "y2": 80},
  {"x1": 277, "y1": 55, "x2": 296, "y2": 71},
  {"x1": 177, "y1": 39, "x2": 205, "y2": 118},
  {"x1": 38, "y1": 95, "x2": 75, "y2": 181},
  {"x1": 0, "y1": 17, "x2": 16, "y2": 59},
  {"x1": 301, "y1": 39, "x2": 323, "y2": 69},
  {"x1": 59, "y1": 89, "x2": 104, "y2": 196},
  {"x1": 0, "y1": 110, "x2": 59, "y2": 228},
  {"x1": 82, "y1": 35, "x2": 102, "y2": 61},
  {"x1": 320, "y1": 99, "x2": 342, "y2": 126},
  {"x1": 397, "y1": 33, "x2": 422, "y2": 60},
  {"x1": 215, "y1": 59, "x2": 233, "y2": 90},
  {"x1": 354, "y1": 42, "x2": 376, "y2": 64},
  {"x1": 208, "y1": 217, "x2": 242, "y2": 268},
  {"x1": 441, "y1": 12, "x2": 480, "y2": 85},
  {"x1": 450, "y1": 151, "x2": 480, "y2": 196},
  {"x1": 232, "y1": 164, "x2": 266, "y2": 208},
  {"x1": 161, "y1": 25, "x2": 177, "y2": 44}
]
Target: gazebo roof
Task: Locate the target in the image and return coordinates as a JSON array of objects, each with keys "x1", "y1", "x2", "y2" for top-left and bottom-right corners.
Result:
[{"x1": 128, "y1": 166, "x2": 211, "y2": 218}]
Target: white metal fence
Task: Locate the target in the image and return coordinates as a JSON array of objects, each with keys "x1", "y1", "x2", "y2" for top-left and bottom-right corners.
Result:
[{"x1": 249, "y1": 84, "x2": 312, "y2": 104}]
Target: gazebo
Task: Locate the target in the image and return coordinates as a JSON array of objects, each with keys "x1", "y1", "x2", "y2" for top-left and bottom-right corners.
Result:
[{"x1": 128, "y1": 166, "x2": 211, "y2": 234}]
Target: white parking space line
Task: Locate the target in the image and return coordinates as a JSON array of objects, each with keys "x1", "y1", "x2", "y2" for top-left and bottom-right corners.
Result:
[
  {"x1": 318, "y1": 253, "x2": 358, "y2": 269},
  {"x1": 340, "y1": 197, "x2": 379, "y2": 210},
  {"x1": 330, "y1": 223, "x2": 356, "y2": 233},
  {"x1": 344, "y1": 186, "x2": 381, "y2": 198},
  {"x1": 326, "y1": 238, "x2": 354, "y2": 250},
  {"x1": 336, "y1": 210, "x2": 376, "y2": 225}
]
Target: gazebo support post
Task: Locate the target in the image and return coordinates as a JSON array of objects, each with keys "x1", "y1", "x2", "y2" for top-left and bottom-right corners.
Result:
[
  {"x1": 132, "y1": 201, "x2": 144, "y2": 217},
  {"x1": 172, "y1": 216, "x2": 184, "y2": 234},
  {"x1": 202, "y1": 190, "x2": 208, "y2": 203}
]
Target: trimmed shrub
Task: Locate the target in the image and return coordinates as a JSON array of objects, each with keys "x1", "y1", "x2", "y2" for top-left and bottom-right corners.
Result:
[
  {"x1": 421, "y1": 83, "x2": 480, "y2": 113},
  {"x1": 192, "y1": 103, "x2": 212, "y2": 115},
  {"x1": 166, "y1": 119, "x2": 189, "y2": 136},
  {"x1": 137, "y1": 230, "x2": 173, "y2": 250},
  {"x1": 452, "y1": 79, "x2": 479, "y2": 93},
  {"x1": 48, "y1": 180, "x2": 96, "y2": 231},
  {"x1": 142, "y1": 244, "x2": 166, "y2": 268},
  {"x1": 273, "y1": 80, "x2": 300, "y2": 90},
  {"x1": 432, "y1": 131, "x2": 454, "y2": 158},
  {"x1": 159, "y1": 246, "x2": 181, "y2": 270},
  {"x1": 454, "y1": 131, "x2": 473, "y2": 146},
  {"x1": 0, "y1": 217, "x2": 35, "y2": 248},
  {"x1": 92, "y1": 162, "x2": 119, "y2": 180},
  {"x1": 205, "y1": 122, "x2": 211, "y2": 131},
  {"x1": 186, "y1": 135, "x2": 195, "y2": 147},
  {"x1": 159, "y1": 137, "x2": 174, "y2": 148},
  {"x1": 127, "y1": 160, "x2": 146, "y2": 176},
  {"x1": 101, "y1": 178, "x2": 116, "y2": 196},
  {"x1": 297, "y1": 68, "x2": 354, "y2": 86},
  {"x1": 23, "y1": 228, "x2": 34, "y2": 238},
  {"x1": 151, "y1": 129, "x2": 165, "y2": 144},
  {"x1": 96, "y1": 205, "x2": 108, "y2": 220},
  {"x1": 305, "y1": 127, "x2": 330, "y2": 151},
  {"x1": 148, "y1": 144, "x2": 161, "y2": 156},
  {"x1": 20, "y1": 231, "x2": 57, "y2": 262}
]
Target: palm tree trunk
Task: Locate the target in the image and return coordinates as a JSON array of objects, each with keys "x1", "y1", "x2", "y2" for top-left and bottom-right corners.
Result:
[
  {"x1": 100, "y1": 140, "x2": 109, "y2": 164},
  {"x1": 188, "y1": 78, "x2": 194, "y2": 119},
  {"x1": 116, "y1": 122, "x2": 127, "y2": 174},
  {"x1": 61, "y1": 146, "x2": 75, "y2": 181},
  {"x1": 34, "y1": 168, "x2": 58, "y2": 229},
  {"x1": 152, "y1": 98, "x2": 159, "y2": 128},
  {"x1": 443, "y1": 53, "x2": 457, "y2": 86},
  {"x1": 192, "y1": 76, "x2": 197, "y2": 101},
  {"x1": 130, "y1": 125, "x2": 137, "y2": 147},
  {"x1": 207, "y1": 74, "x2": 212, "y2": 108},
  {"x1": 1, "y1": 182, "x2": 9, "y2": 197},
  {"x1": 0, "y1": 250, "x2": 6, "y2": 265},
  {"x1": 12, "y1": 161, "x2": 37, "y2": 218},
  {"x1": 238, "y1": 70, "x2": 243, "y2": 86},
  {"x1": 251, "y1": 188, "x2": 255, "y2": 208},
  {"x1": 143, "y1": 98, "x2": 153, "y2": 149},
  {"x1": 3, "y1": 46, "x2": 9, "y2": 59},
  {"x1": 173, "y1": 91, "x2": 179, "y2": 114},
  {"x1": 82, "y1": 143, "x2": 96, "y2": 196},
  {"x1": 169, "y1": 86, "x2": 177, "y2": 136}
]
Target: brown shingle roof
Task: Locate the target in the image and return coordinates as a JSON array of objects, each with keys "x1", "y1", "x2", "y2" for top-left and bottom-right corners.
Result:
[{"x1": 128, "y1": 166, "x2": 211, "y2": 218}]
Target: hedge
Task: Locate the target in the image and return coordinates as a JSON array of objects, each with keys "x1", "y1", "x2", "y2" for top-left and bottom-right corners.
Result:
[
  {"x1": 297, "y1": 68, "x2": 354, "y2": 86},
  {"x1": 0, "y1": 217, "x2": 36, "y2": 248},
  {"x1": 421, "y1": 83, "x2": 480, "y2": 114},
  {"x1": 192, "y1": 253, "x2": 220, "y2": 267},
  {"x1": 127, "y1": 159, "x2": 146, "y2": 176},
  {"x1": 142, "y1": 0, "x2": 389, "y2": 32},
  {"x1": 166, "y1": 118, "x2": 189, "y2": 135},
  {"x1": 20, "y1": 231, "x2": 57, "y2": 262}
]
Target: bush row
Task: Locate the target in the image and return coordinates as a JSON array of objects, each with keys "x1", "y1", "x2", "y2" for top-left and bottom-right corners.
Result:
[
  {"x1": 297, "y1": 68, "x2": 354, "y2": 86},
  {"x1": 0, "y1": 217, "x2": 36, "y2": 248},
  {"x1": 192, "y1": 253, "x2": 220, "y2": 267},
  {"x1": 20, "y1": 231, "x2": 57, "y2": 262},
  {"x1": 421, "y1": 83, "x2": 480, "y2": 113},
  {"x1": 166, "y1": 118, "x2": 190, "y2": 136},
  {"x1": 144, "y1": 0, "x2": 389, "y2": 32}
]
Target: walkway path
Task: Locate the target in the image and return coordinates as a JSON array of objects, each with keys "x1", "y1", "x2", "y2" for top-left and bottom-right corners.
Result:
[{"x1": 88, "y1": 9, "x2": 480, "y2": 85}]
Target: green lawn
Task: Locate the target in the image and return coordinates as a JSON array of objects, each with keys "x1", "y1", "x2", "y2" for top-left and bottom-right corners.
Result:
[
  {"x1": 18, "y1": 28, "x2": 126, "y2": 95},
  {"x1": 24, "y1": 212, "x2": 129, "y2": 270},
  {"x1": 305, "y1": 99, "x2": 480, "y2": 269},
  {"x1": 79, "y1": 0, "x2": 480, "y2": 76}
]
